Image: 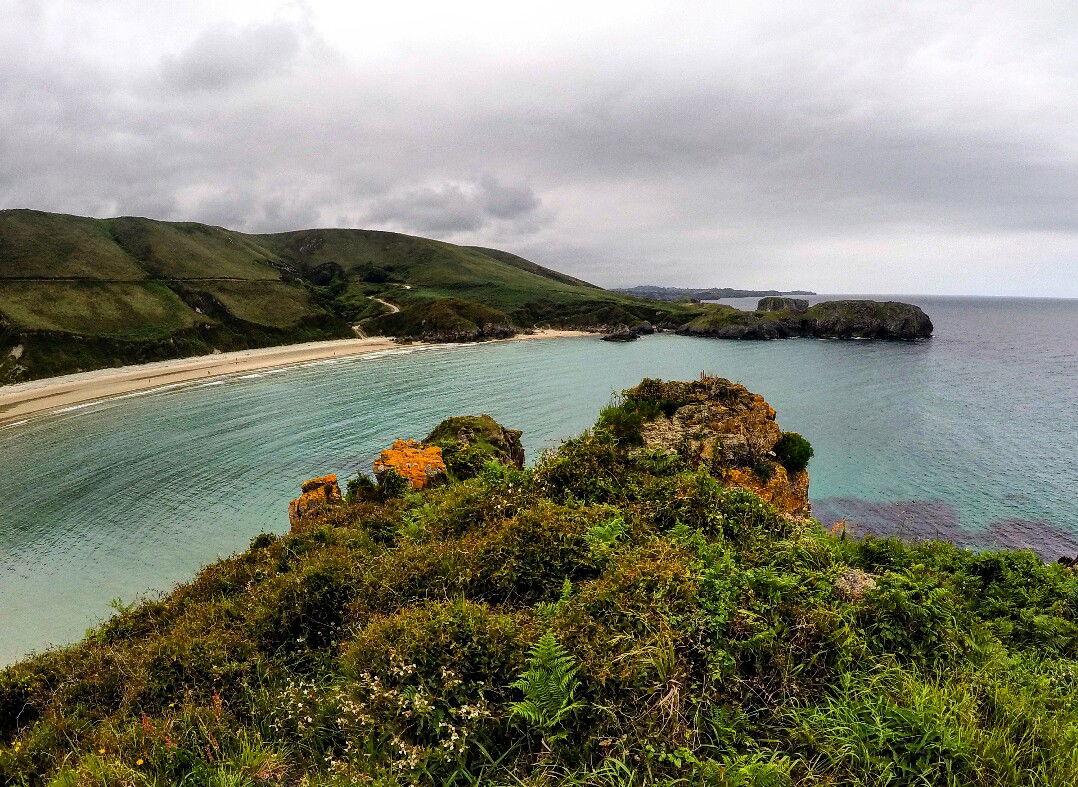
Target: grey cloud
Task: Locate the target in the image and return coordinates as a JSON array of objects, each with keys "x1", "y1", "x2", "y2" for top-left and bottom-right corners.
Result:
[
  {"x1": 0, "y1": 2, "x2": 1075, "y2": 295},
  {"x1": 365, "y1": 177, "x2": 542, "y2": 235},
  {"x1": 158, "y1": 21, "x2": 304, "y2": 93},
  {"x1": 191, "y1": 189, "x2": 320, "y2": 233}
]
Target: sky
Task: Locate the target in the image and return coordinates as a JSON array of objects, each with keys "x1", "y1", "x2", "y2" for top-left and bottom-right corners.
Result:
[{"x1": 1, "y1": 1, "x2": 1076, "y2": 295}]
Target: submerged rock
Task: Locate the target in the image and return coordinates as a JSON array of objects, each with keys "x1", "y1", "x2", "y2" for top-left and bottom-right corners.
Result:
[
  {"x1": 288, "y1": 474, "x2": 343, "y2": 529},
  {"x1": 424, "y1": 414, "x2": 524, "y2": 479},
  {"x1": 625, "y1": 376, "x2": 812, "y2": 517},
  {"x1": 374, "y1": 439, "x2": 448, "y2": 489}
]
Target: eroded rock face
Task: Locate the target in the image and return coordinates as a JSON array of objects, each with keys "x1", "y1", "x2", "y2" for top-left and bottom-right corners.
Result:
[
  {"x1": 374, "y1": 439, "x2": 448, "y2": 489},
  {"x1": 423, "y1": 414, "x2": 524, "y2": 479},
  {"x1": 626, "y1": 376, "x2": 811, "y2": 517},
  {"x1": 288, "y1": 474, "x2": 343, "y2": 530}
]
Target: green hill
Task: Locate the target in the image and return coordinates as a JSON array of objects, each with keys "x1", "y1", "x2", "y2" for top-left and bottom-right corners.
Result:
[
  {"x1": 0, "y1": 210, "x2": 694, "y2": 383},
  {"x1": 2, "y1": 377, "x2": 1076, "y2": 785}
]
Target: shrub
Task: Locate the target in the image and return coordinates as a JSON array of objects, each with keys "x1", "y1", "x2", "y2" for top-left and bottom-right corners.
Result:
[
  {"x1": 468, "y1": 502, "x2": 601, "y2": 603},
  {"x1": 345, "y1": 473, "x2": 379, "y2": 502},
  {"x1": 773, "y1": 432, "x2": 813, "y2": 472},
  {"x1": 596, "y1": 395, "x2": 664, "y2": 445},
  {"x1": 377, "y1": 468, "x2": 409, "y2": 500}
]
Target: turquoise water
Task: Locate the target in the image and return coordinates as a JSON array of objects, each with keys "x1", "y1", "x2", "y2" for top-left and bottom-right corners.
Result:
[{"x1": 1, "y1": 296, "x2": 1076, "y2": 664}]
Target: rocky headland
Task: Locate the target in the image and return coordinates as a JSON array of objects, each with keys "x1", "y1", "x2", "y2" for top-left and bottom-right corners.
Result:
[
  {"x1": 9, "y1": 376, "x2": 1074, "y2": 786},
  {"x1": 678, "y1": 298, "x2": 933, "y2": 341}
]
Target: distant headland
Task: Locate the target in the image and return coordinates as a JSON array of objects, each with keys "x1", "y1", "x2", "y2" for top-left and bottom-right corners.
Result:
[{"x1": 614, "y1": 284, "x2": 816, "y2": 301}]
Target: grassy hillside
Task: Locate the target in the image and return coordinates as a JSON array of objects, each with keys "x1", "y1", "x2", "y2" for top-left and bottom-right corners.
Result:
[
  {"x1": 2, "y1": 379, "x2": 1076, "y2": 785},
  {"x1": 0, "y1": 210, "x2": 696, "y2": 383}
]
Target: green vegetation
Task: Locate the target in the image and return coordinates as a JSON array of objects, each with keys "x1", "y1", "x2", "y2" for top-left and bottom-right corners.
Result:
[
  {"x1": 0, "y1": 281, "x2": 204, "y2": 340},
  {"x1": 773, "y1": 432, "x2": 813, "y2": 472},
  {"x1": 0, "y1": 210, "x2": 702, "y2": 384},
  {"x1": 3, "y1": 383, "x2": 1076, "y2": 785},
  {"x1": 423, "y1": 414, "x2": 524, "y2": 481}
]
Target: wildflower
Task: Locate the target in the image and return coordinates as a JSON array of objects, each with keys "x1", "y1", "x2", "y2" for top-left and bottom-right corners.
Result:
[
  {"x1": 136, "y1": 758, "x2": 144, "y2": 766},
  {"x1": 12, "y1": 742, "x2": 20, "y2": 752},
  {"x1": 98, "y1": 748, "x2": 106, "y2": 754}
]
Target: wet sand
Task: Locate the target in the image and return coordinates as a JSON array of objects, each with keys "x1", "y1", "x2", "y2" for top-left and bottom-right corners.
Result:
[{"x1": 0, "y1": 330, "x2": 593, "y2": 427}]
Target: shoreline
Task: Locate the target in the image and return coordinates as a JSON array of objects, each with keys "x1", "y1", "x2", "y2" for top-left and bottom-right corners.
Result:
[{"x1": 0, "y1": 330, "x2": 594, "y2": 428}]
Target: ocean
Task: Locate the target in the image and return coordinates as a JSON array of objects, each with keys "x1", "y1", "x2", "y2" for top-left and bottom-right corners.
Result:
[{"x1": 0, "y1": 295, "x2": 1075, "y2": 664}]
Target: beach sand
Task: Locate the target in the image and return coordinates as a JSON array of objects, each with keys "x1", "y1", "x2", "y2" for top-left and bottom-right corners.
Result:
[{"x1": 0, "y1": 330, "x2": 593, "y2": 427}]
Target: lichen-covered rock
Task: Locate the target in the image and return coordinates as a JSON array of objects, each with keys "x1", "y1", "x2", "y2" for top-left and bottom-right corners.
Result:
[
  {"x1": 374, "y1": 439, "x2": 448, "y2": 489},
  {"x1": 423, "y1": 414, "x2": 524, "y2": 480},
  {"x1": 625, "y1": 376, "x2": 811, "y2": 517},
  {"x1": 724, "y1": 465, "x2": 810, "y2": 517},
  {"x1": 288, "y1": 474, "x2": 343, "y2": 529}
]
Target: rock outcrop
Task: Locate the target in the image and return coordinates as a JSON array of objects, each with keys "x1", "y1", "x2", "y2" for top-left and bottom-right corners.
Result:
[
  {"x1": 423, "y1": 414, "x2": 525, "y2": 479},
  {"x1": 757, "y1": 296, "x2": 808, "y2": 312},
  {"x1": 678, "y1": 299, "x2": 933, "y2": 341},
  {"x1": 288, "y1": 474, "x2": 343, "y2": 529},
  {"x1": 373, "y1": 439, "x2": 448, "y2": 489},
  {"x1": 624, "y1": 376, "x2": 812, "y2": 517},
  {"x1": 601, "y1": 328, "x2": 642, "y2": 342}
]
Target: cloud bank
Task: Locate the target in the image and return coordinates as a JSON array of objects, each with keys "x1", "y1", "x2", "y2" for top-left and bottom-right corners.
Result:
[{"x1": 1, "y1": 0, "x2": 1075, "y2": 295}]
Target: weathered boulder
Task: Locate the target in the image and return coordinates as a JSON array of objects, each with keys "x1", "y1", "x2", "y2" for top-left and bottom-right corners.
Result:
[
  {"x1": 288, "y1": 474, "x2": 343, "y2": 529},
  {"x1": 424, "y1": 414, "x2": 524, "y2": 479},
  {"x1": 601, "y1": 328, "x2": 641, "y2": 342},
  {"x1": 757, "y1": 296, "x2": 808, "y2": 312},
  {"x1": 625, "y1": 376, "x2": 812, "y2": 517},
  {"x1": 374, "y1": 439, "x2": 448, "y2": 489}
]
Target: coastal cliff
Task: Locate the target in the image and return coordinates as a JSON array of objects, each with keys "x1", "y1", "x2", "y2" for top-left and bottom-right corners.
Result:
[{"x1": 5, "y1": 377, "x2": 1075, "y2": 786}]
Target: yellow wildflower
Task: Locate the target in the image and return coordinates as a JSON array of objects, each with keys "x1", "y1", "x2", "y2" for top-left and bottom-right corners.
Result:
[
  {"x1": 136, "y1": 758, "x2": 144, "y2": 766},
  {"x1": 98, "y1": 748, "x2": 105, "y2": 754}
]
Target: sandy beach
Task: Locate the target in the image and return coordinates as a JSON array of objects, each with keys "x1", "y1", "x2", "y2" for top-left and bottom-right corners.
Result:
[{"x1": 0, "y1": 330, "x2": 592, "y2": 428}]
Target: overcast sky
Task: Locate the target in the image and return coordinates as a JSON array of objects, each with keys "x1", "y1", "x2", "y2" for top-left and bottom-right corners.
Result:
[{"x1": 2, "y1": 1, "x2": 1075, "y2": 295}]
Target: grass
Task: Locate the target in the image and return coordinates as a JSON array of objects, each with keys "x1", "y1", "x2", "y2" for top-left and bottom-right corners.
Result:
[
  {"x1": 0, "y1": 210, "x2": 146, "y2": 280},
  {"x1": 2, "y1": 380, "x2": 1076, "y2": 785},
  {"x1": 0, "y1": 281, "x2": 205, "y2": 339},
  {"x1": 181, "y1": 281, "x2": 324, "y2": 329},
  {"x1": 107, "y1": 217, "x2": 282, "y2": 281}
]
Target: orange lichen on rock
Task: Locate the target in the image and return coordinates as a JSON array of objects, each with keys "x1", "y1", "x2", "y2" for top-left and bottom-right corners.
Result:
[
  {"x1": 288, "y1": 474, "x2": 343, "y2": 530},
  {"x1": 628, "y1": 376, "x2": 811, "y2": 518},
  {"x1": 374, "y1": 439, "x2": 448, "y2": 489},
  {"x1": 724, "y1": 465, "x2": 810, "y2": 518}
]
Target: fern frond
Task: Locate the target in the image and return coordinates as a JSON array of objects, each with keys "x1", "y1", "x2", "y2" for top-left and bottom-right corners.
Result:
[{"x1": 509, "y1": 631, "x2": 583, "y2": 741}]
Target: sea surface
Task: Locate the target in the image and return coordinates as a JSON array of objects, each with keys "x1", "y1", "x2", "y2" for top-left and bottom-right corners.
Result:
[{"x1": 1, "y1": 296, "x2": 1076, "y2": 664}]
